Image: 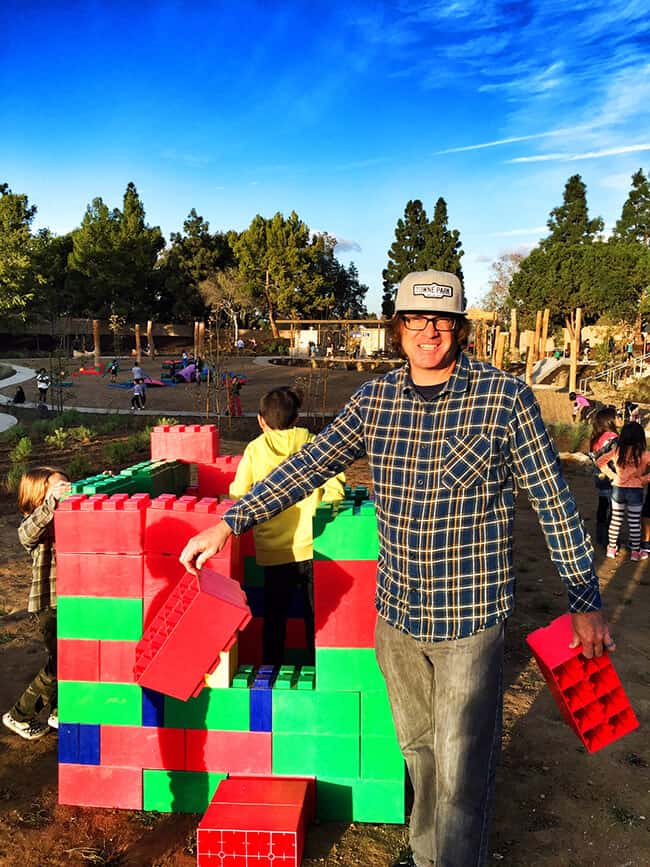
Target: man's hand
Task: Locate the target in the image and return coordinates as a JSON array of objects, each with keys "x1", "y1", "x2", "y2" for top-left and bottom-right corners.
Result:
[
  {"x1": 569, "y1": 610, "x2": 615, "y2": 658},
  {"x1": 179, "y1": 520, "x2": 233, "y2": 576}
]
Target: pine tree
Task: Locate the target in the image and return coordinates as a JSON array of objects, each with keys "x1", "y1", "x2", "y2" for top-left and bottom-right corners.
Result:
[
  {"x1": 422, "y1": 197, "x2": 464, "y2": 282},
  {"x1": 542, "y1": 174, "x2": 603, "y2": 247},
  {"x1": 382, "y1": 199, "x2": 430, "y2": 315},
  {"x1": 613, "y1": 168, "x2": 650, "y2": 245}
]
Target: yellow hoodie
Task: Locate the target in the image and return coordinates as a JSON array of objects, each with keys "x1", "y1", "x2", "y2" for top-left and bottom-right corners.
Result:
[{"x1": 229, "y1": 426, "x2": 345, "y2": 566}]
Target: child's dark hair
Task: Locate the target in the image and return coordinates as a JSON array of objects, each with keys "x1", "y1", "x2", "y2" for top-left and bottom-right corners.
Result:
[
  {"x1": 568, "y1": 391, "x2": 576, "y2": 401},
  {"x1": 17, "y1": 466, "x2": 69, "y2": 516},
  {"x1": 589, "y1": 406, "x2": 618, "y2": 450},
  {"x1": 616, "y1": 421, "x2": 646, "y2": 468},
  {"x1": 259, "y1": 387, "x2": 302, "y2": 430}
]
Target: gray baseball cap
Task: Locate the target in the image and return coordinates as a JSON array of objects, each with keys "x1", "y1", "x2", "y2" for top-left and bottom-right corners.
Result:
[{"x1": 394, "y1": 270, "x2": 466, "y2": 315}]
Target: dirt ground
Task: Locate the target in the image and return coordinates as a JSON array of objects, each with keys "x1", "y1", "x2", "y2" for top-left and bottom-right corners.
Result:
[{"x1": 0, "y1": 359, "x2": 647, "y2": 866}]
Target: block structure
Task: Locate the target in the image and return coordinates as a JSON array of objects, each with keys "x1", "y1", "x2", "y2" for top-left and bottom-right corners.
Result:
[
  {"x1": 527, "y1": 614, "x2": 639, "y2": 753},
  {"x1": 56, "y1": 428, "x2": 405, "y2": 828}
]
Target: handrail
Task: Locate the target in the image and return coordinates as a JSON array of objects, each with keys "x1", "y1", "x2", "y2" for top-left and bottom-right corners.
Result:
[{"x1": 580, "y1": 352, "x2": 650, "y2": 393}]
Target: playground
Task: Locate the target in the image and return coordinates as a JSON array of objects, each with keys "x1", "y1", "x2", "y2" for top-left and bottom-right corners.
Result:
[{"x1": 0, "y1": 371, "x2": 647, "y2": 866}]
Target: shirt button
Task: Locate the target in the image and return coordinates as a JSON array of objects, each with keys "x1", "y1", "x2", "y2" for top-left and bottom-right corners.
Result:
[{"x1": 417, "y1": 478, "x2": 424, "y2": 486}]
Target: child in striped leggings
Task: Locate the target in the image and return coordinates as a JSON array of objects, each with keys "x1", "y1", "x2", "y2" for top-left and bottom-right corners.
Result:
[{"x1": 601, "y1": 422, "x2": 650, "y2": 562}]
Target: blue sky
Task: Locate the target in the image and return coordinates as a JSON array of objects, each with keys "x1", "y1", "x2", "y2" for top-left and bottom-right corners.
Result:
[{"x1": 2, "y1": 1, "x2": 650, "y2": 314}]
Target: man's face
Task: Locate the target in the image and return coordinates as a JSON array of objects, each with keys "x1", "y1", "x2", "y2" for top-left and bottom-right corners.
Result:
[{"x1": 399, "y1": 313, "x2": 459, "y2": 383}]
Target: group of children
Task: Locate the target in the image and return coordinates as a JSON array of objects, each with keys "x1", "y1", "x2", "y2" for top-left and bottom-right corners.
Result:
[
  {"x1": 590, "y1": 407, "x2": 650, "y2": 561},
  {"x1": 3, "y1": 386, "x2": 342, "y2": 740}
]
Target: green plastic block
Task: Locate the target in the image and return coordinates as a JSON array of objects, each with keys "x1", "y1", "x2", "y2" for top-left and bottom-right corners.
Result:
[
  {"x1": 59, "y1": 681, "x2": 142, "y2": 726},
  {"x1": 243, "y1": 557, "x2": 264, "y2": 587},
  {"x1": 57, "y1": 597, "x2": 142, "y2": 641},
  {"x1": 272, "y1": 690, "x2": 359, "y2": 735},
  {"x1": 274, "y1": 665, "x2": 297, "y2": 689},
  {"x1": 361, "y1": 688, "x2": 396, "y2": 736},
  {"x1": 232, "y1": 664, "x2": 255, "y2": 688},
  {"x1": 315, "y1": 648, "x2": 384, "y2": 691},
  {"x1": 315, "y1": 776, "x2": 405, "y2": 823},
  {"x1": 164, "y1": 687, "x2": 249, "y2": 730},
  {"x1": 297, "y1": 665, "x2": 315, "y2": 690},
  {"x1": 273, "y1": 732, "x2": 359, "y2": 777},
  {"x1": 361, "y1": 734, "x2": 404, "y2": 780},
  {"x1": 313, "y1": 504, "x2": 379, "y2": 560},
  {"x1": 143, "y1": 770, "x2": 226, "y2": 813}
]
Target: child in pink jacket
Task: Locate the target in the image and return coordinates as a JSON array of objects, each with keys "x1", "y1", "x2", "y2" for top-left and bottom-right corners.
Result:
[{"x1": 601, "y1": 421, "x2": 650, "y2": 561}]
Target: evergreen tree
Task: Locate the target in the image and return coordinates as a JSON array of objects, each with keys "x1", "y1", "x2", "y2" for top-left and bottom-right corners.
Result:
[
  {"x1": 422, "y1": 197, "x2": 464, "y2": 282},
  {"x1": 0, "y1": 182, "x2": 38, "y2": 317},
  {"x1": 613, "y1": 168, "x2": 650, "y2": 245},
  {"x1": 382, "y1": 199, "x2": 430, "y2": 315},
  {"x1": 542, "y1": 174, "x2": 603, "y2": 248}
]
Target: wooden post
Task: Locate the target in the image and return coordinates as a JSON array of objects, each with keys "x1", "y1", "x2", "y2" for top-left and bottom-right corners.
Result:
[
  {"x1": 491, "y1": 325, "x2": 501, "y2": 364},
  {"x1": 475, "y1": 322, "x2": 484, "y2": 360},
  {"x1": 134, "y1": 324, "x2": 142, "y2": 364},
  {"x1": 147, "y1": 320, "x2": 155, "y2": 358},
  {"x1": 198, "y1": 322, "x2": 205, "y2": 359},
  {"x1": 533, "y1": 310, "x2": 542, "y2": 363},
  {"x1": 540, "y1": 308, "x2": 550, "y2": 359},
  {"x1": 510, "y1": 309, "x2": 519, "y2": 361},
  {"x1": 193, "y1": 321, "x2": 199, "y2": 359},
  {"x1": 569, "y1": 308, "x2": 582, "y2": 394},
  {"x1": 494, "y1": 332, "x2": 507, "y2": 370},
  {"x1": 92, "y1": 319, "x2": 101, "y2": 370},
  {"x1": 525, "y1": 333, "x2": 535, "y2": 386}
]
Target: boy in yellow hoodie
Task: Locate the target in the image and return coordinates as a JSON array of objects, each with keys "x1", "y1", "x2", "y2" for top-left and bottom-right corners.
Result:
[{"x1": 229, "y1": 387, "x2": 345, "y2": 665}]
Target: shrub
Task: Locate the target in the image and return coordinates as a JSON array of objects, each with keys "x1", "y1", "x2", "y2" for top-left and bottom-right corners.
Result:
[
  {"x1": 1, "y1": 423, "x2": 27, "y2": 446},
  {"x1": 44, "y1": 428, "x2": 70, "y2": 449},
  {"x1": 68, "y1": 425, "x2": 95, "y2": 444},
  {"x1": 57, "y1": 409, "x2": 84, "y2": 428},
  {"x1": 66, "y1": 453, "x2": 94, "y2": 481},
  {"x1": 5, "y1": 464, "x2": 25, "y2": 494},
  {"x1": 97, "y1": 414, "x2": 124, "y2": 435},
  {"x1": 10, "y1": 437, "x2": 33, "y2": 464},
  {"x1": 102, "y1": 440, "x2": 136, "y2": 467},
  {"x1": 155, "y1": 417, "x2": 179, "y2": 427},
  {"x1": 30, "y1": 419, "x2": 56, "y2": 440},
  {"x1": 126, "y1": 430, "x2": 151, "y2": 452}
]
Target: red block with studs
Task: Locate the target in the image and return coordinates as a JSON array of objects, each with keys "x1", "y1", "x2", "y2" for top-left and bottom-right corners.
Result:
[{"x1": 150, "y1": 424, "x2": 219, "y2": 464}]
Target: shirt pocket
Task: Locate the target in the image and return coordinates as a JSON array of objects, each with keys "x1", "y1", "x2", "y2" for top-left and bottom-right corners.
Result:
[{"x1": 441, "y1": 433, "x2": 495, "y2": 489}]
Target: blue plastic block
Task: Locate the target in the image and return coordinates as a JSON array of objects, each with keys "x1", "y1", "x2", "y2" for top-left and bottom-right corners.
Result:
[
  {"x1": 58, "y1": 723, "x2": 79, "y2": 763},
  {"x1": 142, "y1": 688, "x2": 165, "y2": 727},
  {"x1": 250, "y1": 688, "x2": 273, "y2": 732},
  {"x1": 78, "y1": 724, "x2": 101, "y2": 764},
  {"x1": 253, "y1": 665, "x2": 277, "y2": 688}
]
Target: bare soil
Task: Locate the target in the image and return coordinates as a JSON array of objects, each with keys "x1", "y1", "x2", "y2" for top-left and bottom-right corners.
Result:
[{"x1": 0, "y1": 359, "x2": 647, "y2": 866}]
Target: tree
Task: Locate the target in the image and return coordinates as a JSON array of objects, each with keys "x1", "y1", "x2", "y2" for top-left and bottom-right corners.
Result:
[
  {"x1": 480, "y1": 251, "x2": 525, "y2": 317},
  {"x1": 382, "y1": 197, "x2": 465, "y2": 316},
  {"x1": 542, "y1": 174, "x2": 604, "y2": 248},
  {"x1": 31, "y1": 229, "x2": 74, "y2": 321},
  {"x1": 198, "y1": 267, "x2": 255, "y2": 341},
  {"x1": 613, "y1": 168, "x2": 650, "y2": 246},
  {"x1": 0, "y1": 182, "x2": 39, "y2": 317}
]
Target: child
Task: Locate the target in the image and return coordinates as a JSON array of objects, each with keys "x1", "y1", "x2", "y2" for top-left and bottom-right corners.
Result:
[
  {"x1": 36, "y1": 368, "x2": 50, "y2": 402},
  {"x1": 568, "y1": 390, "x2": 590, "y2": 423},
  {"x1": 229, "y1": 387, "x2": 345, "y2": 666},
  {"x1": 107, "y1": 358, "x2": 120, "y2": 383},
  {"x1": 12, "y1": 385, "x2": 25, "y2": 404},
  {"x1": 600, "y1": 421, "x2": 650, "y2": 561},
  {"x1": 3, "y1": 467, "x2": 70, "y2": 739},
  {"x1": 131, "y1": 379, "x2": 146, "y2": 411},
  {"x1": 589, "y1": 407, "x2": 619, "y2": 547},
  {"x1": 228, "y1": 375, "x2": 243, "y2": 417}
]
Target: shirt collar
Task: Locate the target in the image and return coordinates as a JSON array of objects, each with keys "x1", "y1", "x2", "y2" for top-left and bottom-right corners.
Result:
[{"x1": 400, "y1": 351, "x2": 470, "y2": 397}]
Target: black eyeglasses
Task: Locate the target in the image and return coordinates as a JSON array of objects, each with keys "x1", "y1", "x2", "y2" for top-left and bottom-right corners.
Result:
[{"x1": 400, "y1": 314, "x2": 457, "y2": 332}]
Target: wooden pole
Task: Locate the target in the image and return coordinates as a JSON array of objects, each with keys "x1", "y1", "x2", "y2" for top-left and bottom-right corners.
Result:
[
  {"x1": 533, "y1": 310, "x2": 542, "y2": 363},
  {"x1": 510, "y1": 309, "x2": 519, "y2": 361},
  {"x1": 491, "y1": 325, "x2": 501, "y2": 365},
  {"x1": 525, "y1": 333, "x2": 535, "y2": 386},
  {"x1": 92, "y1": 319, "x2": 101, "y2": 370},
  {"x1": 569, "y1": 307, "x2": 582, "y2": 394},
  {"x1": 198, "y1": 322, "x2": 205, "y2": 359},
  {"x1": 193, "y1": 321, "x2": 199, "y2": 359},
  {"x1": 147, "y1": 320, "x2": 155, "y2": 358},
  {"x1": 134, "y1": 324, "x2": 142, "y2": 364},
  {"x1": 540, "y1": 308, "x2": 550, "y2": 359},
  {"x1": 494, "y1": 332, "x2": 507, "y2": 370}
]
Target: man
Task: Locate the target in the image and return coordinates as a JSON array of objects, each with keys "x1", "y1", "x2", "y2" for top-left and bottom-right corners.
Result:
[{"x1": 180, "y1": 270, "x2": 612, "y2": 867}]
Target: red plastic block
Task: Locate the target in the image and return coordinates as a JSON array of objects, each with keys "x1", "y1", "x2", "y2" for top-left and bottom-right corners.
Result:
[
  {"x1": 144, "y1": 495, "x2": 242, "y2": 567},
  {"x1": 134, "y1": 567, "x2": 252, "y2": 701},
  {"x1": 186, "y1": 730, "x2": 272, "y2": 775},
  {"x1": 55, "y1": 493, "x2": 150, "y2": 554},
  {"x1": 57, "y1": 552, "x2": 143, "y2": 597},
  {"x1": 218, "y1": 776, "x2": 315, "y2": 823},
  {"x1": 197, "y1": 455, "x2": 243, "y2": 497},
  {"x1": 527, "y1": 614, "x2": 639, "y2": 753},
  {"x1": 58, "y1": 763, "x2": 142, "y2": 809},
  {"x1": 197, "y1": 777, "x2": 307, "y2": 867},
  {"x1": 58, "y1": 639, "x2": 100, "y2": 681},
  {"x1": 100, "y1": 640, "x2": 138, "y2": 682},
  {"x1": 150, "y1": 424, "x2": 219, "y2": 463},
  {"x1": 100, "y1": 725, "x2": 185, "y2": 770},
  {"x1": 314, "y1": 560, "x2": 377, "y2": 648}
]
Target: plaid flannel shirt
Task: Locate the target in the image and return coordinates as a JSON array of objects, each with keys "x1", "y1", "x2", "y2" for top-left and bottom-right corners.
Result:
[
  {"x1": 223, "y1": 352, "x2": 600, "y2": 641},
  {"x1": 18, "y1": 497, "x2": 57, "y2": 613}
]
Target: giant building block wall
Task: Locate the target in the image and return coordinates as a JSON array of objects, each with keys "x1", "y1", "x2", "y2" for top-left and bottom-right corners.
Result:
[{"x1": 55, "y1": 425, "x2": 404, "y2": 824}]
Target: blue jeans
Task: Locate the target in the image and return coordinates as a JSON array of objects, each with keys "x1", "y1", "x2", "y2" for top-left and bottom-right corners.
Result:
[{"x1": 375, "y1": 616, "x2": 504, "y2": 867}]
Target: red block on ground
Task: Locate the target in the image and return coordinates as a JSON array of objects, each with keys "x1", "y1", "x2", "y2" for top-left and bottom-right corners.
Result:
[
  {"x1": 197, "y1": 455, "x2": 243, "y2": 497},
  {"x1": 100, "y1": 724, "x2": 185, "y2": 770},
  {"x1": 56, "y1": 552, "x2": 143, "y2": 597},
  {"x1": 216, "y1": 776, "x2": 315, "y2": 823},
  {"x1": 150, "y1": 424, "x2": 219, "y2": 464},
  {"x1": 527, "y1": 613, "x2": 639, "y2": 753},
  {"x1": 134, "y1": 567, "x2": 251, "y2": 701},
  {"x1": 58, "y1": 764, "x2": 142, "y2": 809},
  {"x1": 58, "y1": 639, "x2": 100, "y2": 681},
  {"x1": 314, "y1": 559, "x2": 377, "y2": 648},
  {"x1": 55, "y1": 493, "x2": 150, "y2": 554},
  {"x1": 186, "y1": 730, "x2": 272, "y2": 775}
]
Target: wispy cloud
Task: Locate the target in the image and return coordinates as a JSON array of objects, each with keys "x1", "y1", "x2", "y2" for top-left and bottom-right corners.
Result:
[
  {"x1": 507, "y1": 143, "x2": 650, "y2": 164},
  {"x1": 432, "y1": 125, "x2": 592, "y2": 155},
  {"x1": 160, "y1": 149, "x2": 212, "y2": 169},
  {"x1": 334, "y1": 238, "x2": 362, "y2": 253}
]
